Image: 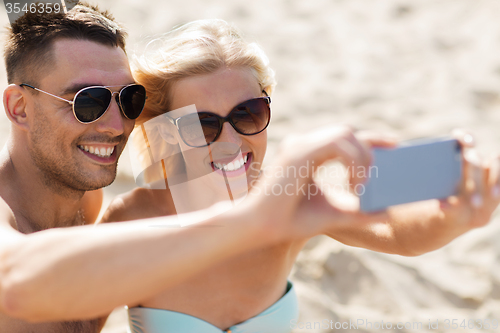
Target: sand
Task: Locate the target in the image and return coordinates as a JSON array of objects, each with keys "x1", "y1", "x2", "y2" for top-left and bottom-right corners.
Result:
[{"x1": 1, "y1": 0, "x2": 500, "y2": 332}]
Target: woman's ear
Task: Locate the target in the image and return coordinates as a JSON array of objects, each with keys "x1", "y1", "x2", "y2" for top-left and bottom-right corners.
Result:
[{"x1": 3, "y1": 84, "x2": 29, "y2": 131}]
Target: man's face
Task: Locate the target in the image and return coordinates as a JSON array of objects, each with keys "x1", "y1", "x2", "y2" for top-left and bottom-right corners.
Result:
[{"x1": 24, "y1": 39, "x2": 135, "y2": 191}]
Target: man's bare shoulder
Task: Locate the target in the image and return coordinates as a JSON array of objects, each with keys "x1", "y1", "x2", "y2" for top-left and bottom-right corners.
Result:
[{"x1": 100, "y1": 187, "x2": 176, "y2": 224}]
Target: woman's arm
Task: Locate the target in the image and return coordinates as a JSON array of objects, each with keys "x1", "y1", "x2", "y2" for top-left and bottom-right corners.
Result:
[
  {"x1": 326, "y1": 194, "x2": 497, "y2": 256},
  {"x1": 322, "y1": 131, "x2": 500, "y2": 256}
]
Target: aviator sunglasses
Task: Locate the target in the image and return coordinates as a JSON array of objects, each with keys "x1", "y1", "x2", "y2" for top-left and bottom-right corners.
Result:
[
  {"x1": 20, "y1": 83, "x2": 147, "y2": 123},
  {"x1": 165, "y1": 95, "x2": 271, "y2": 148}
]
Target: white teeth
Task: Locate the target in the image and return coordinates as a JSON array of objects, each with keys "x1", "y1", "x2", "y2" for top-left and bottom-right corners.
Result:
[
  {"x1": 214, "y1": 156, "x2": 247, "y2": 172},
  {"x1": 79, "y1": 145, "x2": 114, "y2": 158},
  {"x1": 244, "y1": 154, "x2": 248, "y2": 163}
]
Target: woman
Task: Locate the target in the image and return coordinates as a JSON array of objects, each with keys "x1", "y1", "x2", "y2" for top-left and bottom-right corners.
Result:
[{"x1": 102, "y1": 19, "x2": 499, "y2": 333}]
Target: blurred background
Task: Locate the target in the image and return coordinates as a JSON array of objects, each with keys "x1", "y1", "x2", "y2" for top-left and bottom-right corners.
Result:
[{"x1": 2, "y1": 0, "x2": 500, "y2": 332}]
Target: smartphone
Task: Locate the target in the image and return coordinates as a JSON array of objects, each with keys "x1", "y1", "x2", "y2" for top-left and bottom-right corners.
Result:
[{"x1": 359, "y1": 138, "x2": 462, "y2": 212}]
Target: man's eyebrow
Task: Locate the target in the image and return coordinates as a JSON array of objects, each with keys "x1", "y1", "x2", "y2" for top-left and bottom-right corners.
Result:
[
  {"x1": 60, "y1": 83, "x2": 98, "y2": 96},
  {"x1": 60, "y1": 82, "x2": 136, "y2": 96}
]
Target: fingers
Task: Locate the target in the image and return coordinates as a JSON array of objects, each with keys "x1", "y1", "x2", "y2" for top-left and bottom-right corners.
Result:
[
  {"x1": 305, "y1": 187, "x2": 390, "y2": 227},
  {"x1": 336, "y1": 130, "x2": 372, "y2": 187},
  {"x1": 350, "y1": 131, "x2": 398, "y2": 186},
  {"x1": 487, "y1": 154, "x2": 500, "y2": 189},
  {"x1": 485, "y1": 154, "x2": 500, "y2": 205},
  {"x1": 451, "y1": 128, "x2": 475, "y2": 149},
  {"x1": 452, "y1": 128, "x2": 477, "y2": 201},
  {"x1": 462, "y1": 149, "x2": 485, "y2": 208},
  {"x1": 309, "y1": 127, "x2": 396, "y2": 185},
  {"x1": 356, "y1": 130, "x2": 399, "y2": 149},
  {"x1": 456, "y1": 148, "x2": 500, "y2": 228},
  {"x1": 273, "y1": 125, "x2": 401, "y2": 205},
  {"x1": 446, "y1": 127, "x2": 500, "y2": 229},
  {"x1": 279, "y1": 125, "x2": 372, "y2": 181},
  {"x1": 264, "y1": 125, "x2": 380, "y2": 215}
]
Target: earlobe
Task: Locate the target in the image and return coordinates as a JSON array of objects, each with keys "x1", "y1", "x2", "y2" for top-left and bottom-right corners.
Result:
[{"x1": 3, "y1": 84, "x2": 29, "y2": 130}]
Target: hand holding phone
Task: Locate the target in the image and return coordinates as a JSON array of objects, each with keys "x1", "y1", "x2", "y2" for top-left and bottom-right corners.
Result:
[{"x1": 359, "y1": 138, "x2": 463, "y2": 212}]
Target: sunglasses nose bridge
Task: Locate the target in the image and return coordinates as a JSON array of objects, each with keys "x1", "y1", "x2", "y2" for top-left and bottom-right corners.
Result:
[
  {"x1": 216, "y1": 119, "x2": 243, "y2": 145},
  {"x1": 109, "y1": 91, "x2": 123, "y2": 113},
  {"x1": 220, "y1": 113, "x2": 239, "y2": 132},
  {"x1": 93, "y1": 90, "x2": 129, "y2": 136},
  {"x1": 210, "y1": 115, "x2": 231, "y2": 142},
  {"x1": 110, "y1": 91, "x2": 119, "y2": 101}
]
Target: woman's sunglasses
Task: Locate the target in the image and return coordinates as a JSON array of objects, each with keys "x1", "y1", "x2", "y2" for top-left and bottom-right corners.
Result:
[
  {"x1": 165, "y1": 96, "x2": 271, "y2": 148},
  {"x1": 20, "y1": 83, "x2": 147, "y2": 124}
]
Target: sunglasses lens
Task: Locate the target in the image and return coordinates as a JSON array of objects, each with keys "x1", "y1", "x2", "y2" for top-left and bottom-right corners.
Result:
[
  {"x1": 120, "y1": 85, "x2": 147, "y2": 120},
  {"x1": 175, "y1": 97, "x2": 270, "y2": 147},
  {"x1": 178, "y1": 113, "x2": 220, "y2": 147},
  {"x1": 230, "y1": 98, "x2": 270, "y2": 134},
  {"x1": 199, "y1": 114, "x2": 221, "y2": 144},
  {"x1": 73, "y1": 88, "x2": 112, "y2": 123}
]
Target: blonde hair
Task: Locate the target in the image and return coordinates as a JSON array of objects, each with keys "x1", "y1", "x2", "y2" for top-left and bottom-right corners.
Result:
[
  {"x1": 131, "y1": 19, "x2": 275, "y2": 185},
  {"x1": 133, "y1": 19, "x2": 276, "y2": 123}
]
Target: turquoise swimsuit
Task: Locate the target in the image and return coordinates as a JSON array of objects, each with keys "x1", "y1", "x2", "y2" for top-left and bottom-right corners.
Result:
[{"x1": 127, "y1": 281, "x2": 298, "y2": 333}]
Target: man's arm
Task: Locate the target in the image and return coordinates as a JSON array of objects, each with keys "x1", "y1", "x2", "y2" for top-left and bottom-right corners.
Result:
[
  {"x1": 0, "y1": 125, "x2": 387, "y2": 324},
  {"x1": 0, "y1": 200, "x2": 271, "y2": 323}
]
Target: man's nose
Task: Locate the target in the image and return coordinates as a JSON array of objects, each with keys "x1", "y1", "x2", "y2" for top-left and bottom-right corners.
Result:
[{"x1": 94, "y1": 94, "x2": 129, "y2": 136}]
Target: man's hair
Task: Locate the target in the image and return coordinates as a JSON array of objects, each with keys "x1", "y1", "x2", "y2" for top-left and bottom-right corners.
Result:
[{"x1": 4, "y1": 2, "x2": 127, "y2": 85}]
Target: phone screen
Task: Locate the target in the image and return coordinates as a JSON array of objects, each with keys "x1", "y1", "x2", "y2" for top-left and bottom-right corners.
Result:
[{"x1": 359, "y1": 138, "x2": 462, "y2": 212}]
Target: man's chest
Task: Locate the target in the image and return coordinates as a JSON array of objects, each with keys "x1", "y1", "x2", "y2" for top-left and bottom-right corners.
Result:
[{"x1": 0, "y1": 312, "x2": 101, "y2": 333}]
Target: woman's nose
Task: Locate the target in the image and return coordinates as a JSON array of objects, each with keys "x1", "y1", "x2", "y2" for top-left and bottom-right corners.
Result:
[{"x1": 216, "y1": 122, "x2": 242, "y2": 146}]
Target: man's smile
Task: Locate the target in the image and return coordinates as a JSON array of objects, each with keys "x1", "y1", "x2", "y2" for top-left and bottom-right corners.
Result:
[{"x1": 78, "y1": 144, "x2": 118, "y2": 163}]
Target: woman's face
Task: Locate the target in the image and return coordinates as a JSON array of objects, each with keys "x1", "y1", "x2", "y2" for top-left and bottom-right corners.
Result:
[{"x1": 169, "y1": 67, "x2": 268, "y2": 196}]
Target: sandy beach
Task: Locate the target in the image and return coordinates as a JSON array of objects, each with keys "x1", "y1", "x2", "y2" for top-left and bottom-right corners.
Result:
[{"x1": 1, "y1": 0, "x2": 500, "y2": 332}]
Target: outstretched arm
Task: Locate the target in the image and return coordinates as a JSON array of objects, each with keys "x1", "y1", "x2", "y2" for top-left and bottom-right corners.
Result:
[
  {"x1": 0, "y1": 125, "x2": 389, "y2": 324},
  {"x1": 322, "y1": 131, "x2": 500, "y2": 256},
  {"x1": 0, "y1": 201, "x2": 269, "y2": 323},
  {"x1": 3, "y1": 125, "x2": 481, "y2": 324},
  {"x1": 2, "y1": 125, "x2": 376, "y2": 324},
  {"x1": 328, "y1": 193, "x2": 497, "y2": 256},
  {"x1": 248, "y1": 125, "x2": 498, "y2": 256}
]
